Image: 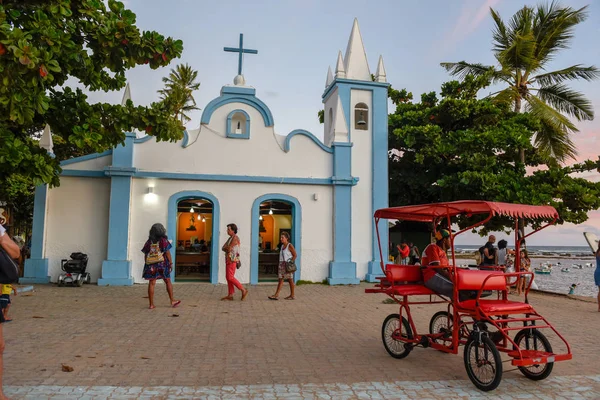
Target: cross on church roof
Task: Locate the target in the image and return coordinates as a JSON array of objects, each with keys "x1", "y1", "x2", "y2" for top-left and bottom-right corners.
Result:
[{"x1": 224, "y1": 33, "x2": 258, "y2": 76}]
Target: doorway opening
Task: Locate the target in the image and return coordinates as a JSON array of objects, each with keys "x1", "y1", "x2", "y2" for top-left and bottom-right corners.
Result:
[
  {"x1": 257, "y1": 200, "x2": 293, "y2": 282},
  {"x1": 175, "y1": 198, "x2": 213, "y2": 282}
]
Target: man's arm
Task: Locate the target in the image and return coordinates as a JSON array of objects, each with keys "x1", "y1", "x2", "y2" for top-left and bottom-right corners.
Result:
[{"x1": 0, "y1": 227, "x2": 20, "y2": 260}]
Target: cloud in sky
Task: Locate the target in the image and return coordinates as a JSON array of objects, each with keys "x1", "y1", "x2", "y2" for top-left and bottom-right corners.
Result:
[{"x1": 439, "y1": 0, "x2": 502, "y2": 56}]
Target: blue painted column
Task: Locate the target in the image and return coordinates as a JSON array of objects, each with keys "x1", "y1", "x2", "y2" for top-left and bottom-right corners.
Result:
[
  {"x1": 366, "y1": 86, "x2": 390, "y2": 282},
  {"x1": 328, "y1": 142, "x2": 359, "y2": 285},
  {"x1": 21, "y1": 184, "x2": 50, "y2": 284},
  {"x1": 98, "y1": 133, "x2": 136, "y2": 286}
]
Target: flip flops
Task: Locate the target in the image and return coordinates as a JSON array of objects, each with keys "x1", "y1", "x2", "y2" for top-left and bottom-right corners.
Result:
[
  {"x1": 172, "y1": 300, "x2": 181, "y2": 308},
  {"x1": 268, "y1": 296, "x2": 279, "y2": 300}
]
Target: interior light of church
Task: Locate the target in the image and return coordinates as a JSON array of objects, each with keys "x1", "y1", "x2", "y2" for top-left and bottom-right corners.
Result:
[
  {"x1": 190, "y1": 206, "x2": 195, "y2": 213},
  {"x1": 259, "y1": 215, "x2": 263, "y2": 220},
  {"x1": 269, "y1": 208, "x2": 273, "y2": 215},
  {"x1": 202, "y1": 216, "x2": 206, "y2": 222}
]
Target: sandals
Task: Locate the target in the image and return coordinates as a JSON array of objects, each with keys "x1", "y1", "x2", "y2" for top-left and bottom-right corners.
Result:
[
  {"x1": 268, "y1": 296, "x2": 279, "y2": 300},
  {"x1": 284, "y1": 296, "x2": 295, "y2": 300},
  {"x1": 172, "y1": 300, "x2": 181, "y2": 308},
  {"x1": 221, "y1": 296, "x2": 234, "y2": 301},
  {"x1": 241, "y1": 290, "x2": 249, "y2": 301}
]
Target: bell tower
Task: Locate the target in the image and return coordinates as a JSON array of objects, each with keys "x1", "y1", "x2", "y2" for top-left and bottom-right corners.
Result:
[{"x1": 323, "y1": 19, "x2": 389, "y2": 284}]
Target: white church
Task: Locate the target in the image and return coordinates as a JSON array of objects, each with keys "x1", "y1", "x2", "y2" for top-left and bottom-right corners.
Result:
[{"x1": 21, "y1": 19, "x2": 390, "y2": 286}]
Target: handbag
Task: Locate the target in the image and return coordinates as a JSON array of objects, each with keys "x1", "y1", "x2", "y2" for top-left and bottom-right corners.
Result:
[
  {"x1": 285, "y1": 258, "x2": 297, "y2": 273},
  {"x1": 0, "y1": 247, "x2": 20, "y2": 284},
  {"x1": 236, "y1": 259, "x2": 242, "y2": 270}
]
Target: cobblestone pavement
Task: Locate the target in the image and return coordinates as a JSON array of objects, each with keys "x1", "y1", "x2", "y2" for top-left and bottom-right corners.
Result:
[
  {"x1": 3, "y1": 283, "x2": 600, "y2": 398},
  {"x1": 5, "y1": 375, "x2": 600, "y2": 399}
]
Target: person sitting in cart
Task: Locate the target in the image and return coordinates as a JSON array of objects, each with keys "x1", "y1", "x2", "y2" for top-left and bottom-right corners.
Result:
[{"x1": 420, "y1": 229, "x2": 454, "y2": 298}]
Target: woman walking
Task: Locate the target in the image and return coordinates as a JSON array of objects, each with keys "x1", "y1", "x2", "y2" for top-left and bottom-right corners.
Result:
[
  {"x1": 221, "y1": 223, "x2": 248, "y2": 301},
  {"x1": 269, "y1": 231, "x2": 296, "y2": 300},
  {"x1": 595, "y1": 247, "x2": 600, "y2": 312},
  {"x1": 142, "y1": 223, "x2": 181, "y2": 309}
]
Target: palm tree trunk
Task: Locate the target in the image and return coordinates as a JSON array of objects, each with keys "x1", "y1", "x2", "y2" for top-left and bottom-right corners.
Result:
[{"x1": 514, "y1": 96, "x2": 525, "y2": 163}]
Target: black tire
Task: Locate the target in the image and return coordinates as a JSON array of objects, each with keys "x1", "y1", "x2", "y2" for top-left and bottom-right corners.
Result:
[
  {"x1": 85, "y1": 274, "x2": 91, "y2": 284},
  {"x1": 76, "y1": 277, "x2": 84, "y2": 287},
  {"x1": 381, "y1": 314, "x2": 413, "y2": 359},
  {"x1": 429, "y1": 311, "x2": 453, "y2": 344},
  {"x1": 464, "y1": 334, "x2": 503, "y2": 391},
  {"x1": 513, "y1": 329, "x2": 554, "y2": 380}
]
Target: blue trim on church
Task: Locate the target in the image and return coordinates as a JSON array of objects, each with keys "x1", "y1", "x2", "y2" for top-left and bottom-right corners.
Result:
[
  {"x1": 201, "y1": 86, "x2": 274, "y2": 127},
  {"x1": 250, "y1": 194, "x2": 302, "y2": 285},
  {"x1": 98, "y1": 133, "x2": 136, "y2": 286},
  {"x1": 283, "y1": 130, "x2": 333, "y2": 154},
  {"x1": 20, "y1": 184, "x2": 50, "y2": 284},
  {"x1": 134, "y1": 130, "x2": 190, "y2": 147},
  {"x1": 168, "y1": 191, "x2": 221, "y2": 284},
  {"x1": 328, "y1": 142, "x2": 359, "y2": 285},
  {"x1": 226, "y1": 109, "x2": 251, "y2": 139},
  {"x1": 60, "y1": 150, "x2": 113, "y2": 166}
]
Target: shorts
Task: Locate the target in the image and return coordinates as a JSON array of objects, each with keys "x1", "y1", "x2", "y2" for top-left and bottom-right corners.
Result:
[{"x1": 0, "y1": 294, "x2": 11, "y2": 309}]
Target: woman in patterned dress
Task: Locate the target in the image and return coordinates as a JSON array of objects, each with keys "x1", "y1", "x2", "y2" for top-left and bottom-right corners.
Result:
[
  {"x1": 268, "y1": 231, "x2": 296, "y2": 300},
  {"x1": 221, "y1": 223, "x2": 248, "y2": 301},
  {"x1": 142, "y1": 223, "x2": 181, "y2": 309}
]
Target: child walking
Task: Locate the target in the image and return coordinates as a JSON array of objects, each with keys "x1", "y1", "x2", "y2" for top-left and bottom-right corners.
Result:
[{"x1": 0, "y1": 284, "x2": 17, "y2": 322}]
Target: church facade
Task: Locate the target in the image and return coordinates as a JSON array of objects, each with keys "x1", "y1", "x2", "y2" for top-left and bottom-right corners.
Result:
[{"x1": 21, "y1": 19, "x2": 390, "y2": 286}]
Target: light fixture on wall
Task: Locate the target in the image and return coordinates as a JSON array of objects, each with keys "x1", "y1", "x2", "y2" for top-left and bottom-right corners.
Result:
[
  {"x1": 202, "y1": 216, "x2": 206, "y2": 222},
  {"x1": 147, "y1": 186, "x2": 154, "y2": 194},
  {"x1": 269, "y1": 208, "x2": 273, "y2": 215},
  {"x1": 190, "y1": 206, "x2": 195, "y2": 213},
  {"x1": 259, "y1": 215, "x2": 263, "y2": 221}
]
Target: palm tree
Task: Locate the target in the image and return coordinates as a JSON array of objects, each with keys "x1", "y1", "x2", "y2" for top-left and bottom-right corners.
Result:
[
  {"x1": 441, "y1": 2, "x2": 599, "y2": 162},
  {"x1": 159, "y1": 63, "x2": 201, "y2": 123}
]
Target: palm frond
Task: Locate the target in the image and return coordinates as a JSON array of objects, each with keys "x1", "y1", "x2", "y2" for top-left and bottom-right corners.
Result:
[
  {"x1": 533, "y1": 3, "x2": 589, "y2": 66},
  {"x1": 532, "y1": 64, "x2": 600, "y2": 86},
  {"x1": 496, "y1": 31, "x2": 536, "y2": 70},
  {"x1": 490, "y1": 87, "x2": 518, "y2": 106},
  {"x1": 440, "y1": 62, "x2": 495, "y2": 79},
  {"x1": 533, "y1": 84, "x2": 594, "y2": 121},
  {"x1": 490, "y1": 8, "x2": 510, "y2": 54},
  {"x1": 533, "y1": 118, "x2": 578, "y2": 162}
]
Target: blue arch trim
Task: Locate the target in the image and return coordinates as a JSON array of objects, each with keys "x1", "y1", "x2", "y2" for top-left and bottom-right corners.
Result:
[
  {"x1": 284, "y1": 129, "x2": 333, "y2": 154},
  {"x1": 134, "y1": 130, "x2": 190, "y2": 147},
  {"x1": 251, "y1": 194, "x2": 302, "y2": 285},
  {"x1": 167, "y1": 191, "x2": 221, "y2": 284},
  {"x1": 226, "y1": 109, "x2": 250, "y2": 139},
  {"x1": 201, "y1": 96, "x2": 274, "y2": 127}
]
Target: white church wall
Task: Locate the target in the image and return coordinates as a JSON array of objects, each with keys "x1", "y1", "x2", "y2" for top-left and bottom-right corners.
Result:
[
  {"x1": 350, "y1": 89, "x2": 374, "y2": 279},
  {"x1": 61, "y1": 155, "x2": 113, "y2": 171},
  {"x1": 129, "y1": 178, "x2": 333, "y2": 284},
  {"x1": 45, "y1": 177, "x2": 110, "y2": 282},
  {"x1": 133, "y1": 102, "x2": 332, "y2": 179}
]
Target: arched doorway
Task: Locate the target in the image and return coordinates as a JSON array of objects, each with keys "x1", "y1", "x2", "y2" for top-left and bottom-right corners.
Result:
[
  {"x1": 251, "y1": 194, "x2": 301, "y2": 284},
  {"x1": 168, "y1": 191, "x2": 220, "y2": 284}
]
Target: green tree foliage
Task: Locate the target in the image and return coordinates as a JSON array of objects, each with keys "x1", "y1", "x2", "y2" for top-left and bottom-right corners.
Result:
[
  {"x1": 0, "y1": 0, "x2": 185, "y2": 192},
  {"x1": 158, "y1": 63, "x2": 201, "y2": 123},
  {"x1": 388, "y1": 76, "x2": 600, "y2": 231},
  {"x1": 0, "y1": 0, "x2": 186, "y2": 226},
  {"x1": 441, "y1": 2, "x2": 599, "y2": 162}
]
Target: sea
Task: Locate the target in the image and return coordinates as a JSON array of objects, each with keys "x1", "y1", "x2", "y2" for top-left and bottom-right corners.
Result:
[{"x1": 454, "y1": 245, "x2": 598, "y2": 298}]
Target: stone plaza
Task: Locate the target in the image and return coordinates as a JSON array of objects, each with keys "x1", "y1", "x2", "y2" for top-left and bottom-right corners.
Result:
[{"x1": 3, "y1": 283, "x2": 600, "y2": 399}]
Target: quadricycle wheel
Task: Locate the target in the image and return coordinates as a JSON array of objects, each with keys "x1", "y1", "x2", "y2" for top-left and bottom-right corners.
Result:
[
  {"x1": 464, "y1": 334, "x2": 503, "y2": 391},
  {"x1": 429, "y1": 311, "x2": 453, "y2": 344},
  {"x1": 513, "y1": 328, "x2": 554, "y2": 380},
  {"x1": 382, "y1": 313, "x2": 413, "y2": 359}
]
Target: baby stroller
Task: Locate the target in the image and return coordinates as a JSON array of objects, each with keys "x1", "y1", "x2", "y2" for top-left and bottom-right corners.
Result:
[{"x1": 58, "y1": 252, "x2": 91, "y2": 287}]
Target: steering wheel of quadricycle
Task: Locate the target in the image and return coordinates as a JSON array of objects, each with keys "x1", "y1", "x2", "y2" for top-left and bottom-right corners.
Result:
[
  {"x1": 381, "y1": 314, "x2": 413, "y2": 359},
  {"x1": 464, "y1": 333, "x2": 503, "y2": 391}
]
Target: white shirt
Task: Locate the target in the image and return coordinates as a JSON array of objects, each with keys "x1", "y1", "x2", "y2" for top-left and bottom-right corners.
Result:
[{"x1": 280, "y1": 243, "x2": 293, "y2": 262}]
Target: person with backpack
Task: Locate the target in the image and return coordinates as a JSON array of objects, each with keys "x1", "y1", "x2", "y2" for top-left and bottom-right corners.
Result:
[{"x1": 142, "y1": 223, "x2": 181, "y2": 309}]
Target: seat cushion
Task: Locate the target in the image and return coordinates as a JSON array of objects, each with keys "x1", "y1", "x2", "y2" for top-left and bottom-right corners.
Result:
[
  {"x1": 458, "y1": 299, "x2": 534, "y2": 314},
  {"x1": 385, "y1": 264, "x2": 423, "y2": 283},
  {"x1": 456, "y1": 270, "x2": 506, "y2": 291},
  {"x1": 390, "y1": 284, "x2": 435, "y2": 296}
]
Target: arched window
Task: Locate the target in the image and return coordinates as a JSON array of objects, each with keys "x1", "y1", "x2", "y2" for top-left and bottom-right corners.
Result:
[
  {"x1": 354, "y1": 102, "x2": 369, "y2": 130},
  {"x1": 226, "y1": 110, "x2": 250, "y2": 139}
]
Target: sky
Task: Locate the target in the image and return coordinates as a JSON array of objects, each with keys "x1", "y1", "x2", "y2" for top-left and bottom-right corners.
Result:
[{"x1": 89, "y1": 0, "x2": 600, "y2": 246}]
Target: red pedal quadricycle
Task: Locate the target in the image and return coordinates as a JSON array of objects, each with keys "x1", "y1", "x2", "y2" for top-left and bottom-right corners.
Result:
[{"x1": 365, "y1": 201, "x2": 572, "y2": 391}]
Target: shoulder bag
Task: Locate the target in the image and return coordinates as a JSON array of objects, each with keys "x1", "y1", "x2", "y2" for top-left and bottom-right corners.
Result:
[
  {"x1": 0, "y1": 247, "x2": 20, "y2": 284},
  {"x1": 285, "y1": 258, "x2": 297, "y2": 273}
]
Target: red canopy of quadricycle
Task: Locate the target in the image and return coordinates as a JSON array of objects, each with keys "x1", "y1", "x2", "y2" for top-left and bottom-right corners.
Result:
[{"x1": 374, "y1": 200, "x2": 558, "y2": 221}]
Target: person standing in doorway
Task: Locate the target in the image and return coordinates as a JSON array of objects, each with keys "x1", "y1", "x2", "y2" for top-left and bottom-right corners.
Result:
[
  {"x1": 142, "y1": 223, "x2": 181, "y2": 309},
  {"x1": 269, "y1": 231, "x2": 297, "y2": 300},
  {"x1": 221, "y1": 223, "x2": 248, "y2": 301}
]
